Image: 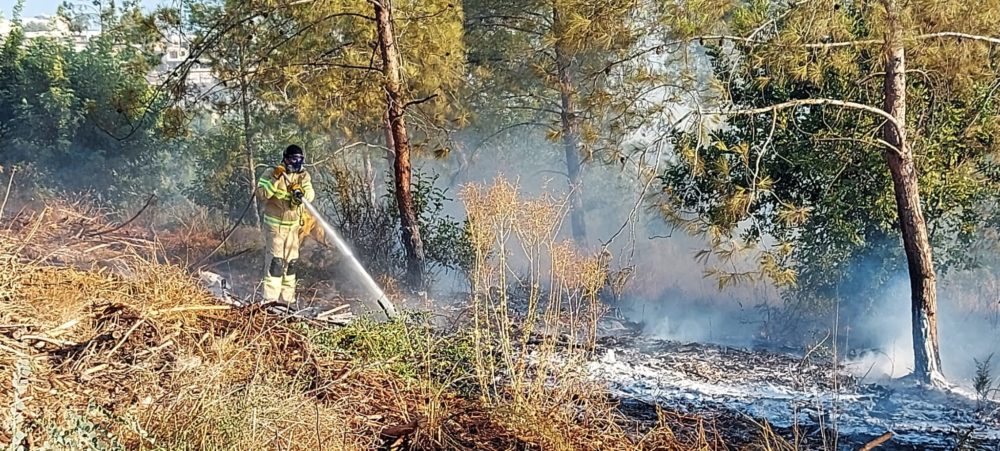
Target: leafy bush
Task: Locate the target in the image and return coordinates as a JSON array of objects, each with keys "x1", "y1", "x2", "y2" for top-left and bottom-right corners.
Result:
[
  {"x1": 393, "y1": 171, "x2": 474, "y2": 276},
  {"x1": 44, "y1": 407, "x2": 124, "y2": 451},
  {"x1": 0, "y1": 22, "x2": 175, "y2": 207}
]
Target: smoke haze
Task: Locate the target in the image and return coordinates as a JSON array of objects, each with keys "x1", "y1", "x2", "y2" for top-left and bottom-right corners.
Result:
[{"x1": 413, "y1": 127, "x2": 999, "y2": 385}]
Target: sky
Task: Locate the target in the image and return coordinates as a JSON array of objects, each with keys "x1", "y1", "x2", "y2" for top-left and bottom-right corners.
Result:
[{"x1": 1, "y1": 0, "x2": 166, "y2": 17}]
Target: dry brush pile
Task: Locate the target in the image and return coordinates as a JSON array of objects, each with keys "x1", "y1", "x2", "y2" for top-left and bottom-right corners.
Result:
[{"x1": 0, "y1": 195, "x2": 722, "y2": 450}]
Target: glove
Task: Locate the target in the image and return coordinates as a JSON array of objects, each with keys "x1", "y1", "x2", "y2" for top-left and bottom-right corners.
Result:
[
  {"x1": 289, "y1": 183, "x2": 304, "y2": 205},
  {"x1": 272, "y1": 165, "x2": 286, "y2": 179}
]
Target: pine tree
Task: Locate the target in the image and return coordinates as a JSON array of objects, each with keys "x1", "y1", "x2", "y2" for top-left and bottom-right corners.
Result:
[
  {"x1": 663, "y1": 0, "x2": 1000, "y2": 384},
  {"x1": 464, "y1": 0, "x2": 651, "y2": 244}
]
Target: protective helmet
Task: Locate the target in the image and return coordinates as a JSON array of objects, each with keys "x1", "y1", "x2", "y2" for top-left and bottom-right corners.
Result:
[{"x1": 283, "y1": 144, "x2": 305, "y2": 173}]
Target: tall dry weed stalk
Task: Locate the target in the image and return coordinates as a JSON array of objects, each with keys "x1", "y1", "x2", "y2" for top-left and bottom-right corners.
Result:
[{"x1": 461, "y1": 177, "x2": 608, "y2": 411}]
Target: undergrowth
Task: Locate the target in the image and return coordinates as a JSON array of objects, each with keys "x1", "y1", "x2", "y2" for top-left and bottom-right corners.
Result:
[{"x1": 0, "y1": 191, "x2": 723, "y2": 450}]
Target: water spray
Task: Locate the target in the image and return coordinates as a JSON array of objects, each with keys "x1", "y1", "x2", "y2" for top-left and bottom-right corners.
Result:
[{"x1": 285, "y1": 176, "x2": 398, "y2": 320}]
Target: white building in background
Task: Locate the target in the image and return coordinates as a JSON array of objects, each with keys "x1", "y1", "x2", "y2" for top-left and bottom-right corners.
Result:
[
  {"x1": 0, "y1": 15, "x2": 216, "y2": 92},
  {"x1": 0, "y1": 15, "x2": 99, "y2": 51},
  {"x1": 147, "y1": 32, "x2": 216, "y2": 92}
]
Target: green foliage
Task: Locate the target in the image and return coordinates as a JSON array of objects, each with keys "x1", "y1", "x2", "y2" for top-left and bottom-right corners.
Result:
[
  {"x1": 974, "y1": 354, "x2": 996, "y2": 408},
  {"x1": 397, "y1": 172, "x2": 474, "y2": 275},
  {"x1": 185, "y1": 0, "x2": 466, "y2": 145},
  {"x1": 311, "y1": 316, "x2": 426, "y2": 378},
  {"x1": 177, "y1": 114, "x2": 251, "y2": 213},
  {"x1": 180, "y1": 110, "x2": 326, "y2": 216},
  {"x1": 0, "y1": 7, "x2": 176, "y2": 205},
  {"x1": 6, "y1": 357, "x2": 29, "y2": 451},
  {"x1": 659, "y1": 1, "x2": 1000, "y2": 323},
  {"x1": 463, "y1": 0, "x2": 656, "y2": 164},
  {"x1": 43, "y1": 404, "x2": 125, "y2": 451}
]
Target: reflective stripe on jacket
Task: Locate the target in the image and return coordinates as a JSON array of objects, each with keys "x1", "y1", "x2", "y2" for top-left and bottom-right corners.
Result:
[{"x1": 255, "y1": 169, "x2": 316, "y2": 228}]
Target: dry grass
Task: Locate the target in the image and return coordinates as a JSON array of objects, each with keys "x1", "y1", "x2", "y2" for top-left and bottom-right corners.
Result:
[
  {"x1": 0, "y1": 194, "x2": 736, "y2": 450},
  {"x1": 0, "y1": 203, "x2": 520, "y2": 450},
  {"x1": 460, "y1": 177, "x2": 716, "y2": 450}
]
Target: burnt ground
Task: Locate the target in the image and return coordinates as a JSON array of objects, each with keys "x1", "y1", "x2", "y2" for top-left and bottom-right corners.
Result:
[
  {"x1": 591, "y1": 329, "x2": 1000, "y2": 450},
  {"x1": 24, "y1": 200, "x2": 997, "y2": 450}
]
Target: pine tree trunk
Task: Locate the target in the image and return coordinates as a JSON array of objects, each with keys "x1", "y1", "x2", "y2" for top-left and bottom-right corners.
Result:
[
  {"x1": 553, "y1": 7, "x2": 587, "y2": 244},
  {"x1": 375, "y1": 0, "x2": 425, "y2": 287},
  {"x1": 881, "y1": 0, "x2": 943, "y2": 384}
]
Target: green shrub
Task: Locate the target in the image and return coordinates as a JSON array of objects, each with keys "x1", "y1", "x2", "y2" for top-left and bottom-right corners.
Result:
[{"x1": 303, "y1": 314, "x2": 477, "y2": 390}]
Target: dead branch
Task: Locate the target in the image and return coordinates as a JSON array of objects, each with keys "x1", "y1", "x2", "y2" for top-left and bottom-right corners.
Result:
[
  {"x1": 316, "y1": 304, "x2": 351, "y2": 320},
  {"x1": 81, "y1": 364, "x2": 110, "y2": 379},
  {"x1": 600, "y1": 29, "x2": 1000, "y2": 77},
  {"x1": 85, "y1": 193, "x2": 157, "y2": 238},
  {"x1": 798, "y1": 331, "x2": 830, "y2": 369},
  {"x1": 403, "y1": 94, "x2": 439, "y2": 110},
  {"x1": 21, "y1": 335, "x2": 78, "y2": 348},
  {"x1": 44, "y1": 319, "x2": 82, "y2": 339},
  {"x1": 106, "y1": 319, "x2": 146, "y2": 357},
  {"x1": 188, "y1": 190, "x2": 256, "y2": 273},
  {"x1": 149, "y1": 305, "x2": 234, "y2": 316},
  {"x1": 860, "y1": 431, "x2": 894, "y2": 450},
  {"x1": 0, "y1": 167, "x2": 14, "y2": 224},
  {"x1": 601, "y1": 141, "x2": 664, "y2": 249},
  {"x1": 14, "y1": 208, "x2": 48, "y2": 257},
  {"x1": 0, "y1": 341, "x2": 32, "y2": 358},
  {"x1": 198, "y1": 248, "x2": 254, "y2": 271},
  {"x1": 135, "y1": 338, "x2": 175, "y2": 358},
  {"x1": 695, "y1": 31, "x2": 1000, "y2": 49}
]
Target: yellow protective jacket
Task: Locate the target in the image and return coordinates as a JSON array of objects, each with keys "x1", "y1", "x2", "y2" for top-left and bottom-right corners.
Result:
[{"x1": 256, "y1": 168, "x2": 316, "y2": 228}]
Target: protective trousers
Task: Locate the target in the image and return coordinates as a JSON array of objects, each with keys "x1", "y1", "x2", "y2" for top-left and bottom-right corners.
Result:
[{"x1": 263, "y1": 222, "x2": 302, "y2": 303}]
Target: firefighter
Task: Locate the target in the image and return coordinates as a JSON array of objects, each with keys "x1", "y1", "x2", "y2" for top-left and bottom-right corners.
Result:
[{"x1": 256, "y1": 144, "x2": 315, "y2": 305}]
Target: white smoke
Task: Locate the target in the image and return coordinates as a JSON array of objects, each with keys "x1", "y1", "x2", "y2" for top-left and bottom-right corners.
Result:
[{"x1": 846, "y1": 270, "x2": 1000, "y2": 386}]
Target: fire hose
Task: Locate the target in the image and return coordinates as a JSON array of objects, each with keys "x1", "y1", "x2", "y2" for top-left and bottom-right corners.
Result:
[{"x1": 283, "y1": 174, "x2": 398, "y2": 320}]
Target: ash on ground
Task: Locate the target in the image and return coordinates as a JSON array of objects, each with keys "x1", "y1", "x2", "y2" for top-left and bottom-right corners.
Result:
[{"x1": 589, "y1": 328, "x2": 1000, "y2": 450}]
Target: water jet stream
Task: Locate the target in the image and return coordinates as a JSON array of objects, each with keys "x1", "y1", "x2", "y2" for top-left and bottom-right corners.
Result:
[{"x1": 297, "y1": 194, "x2": 398, "y2": 320}]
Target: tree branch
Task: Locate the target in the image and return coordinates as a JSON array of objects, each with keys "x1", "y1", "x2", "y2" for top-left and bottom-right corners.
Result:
[
  {"x1": 699, "y1": 31, "x2": 1000, "y2": 49},
  {"x1": 471, "y1": 19, "x2": 545, "y2": 37},
  {"x1": 911, "y1": 31, "x2": 1000, "y2": 46},
  {"x1": 403, "y1": 94, "x2": 439, "y2": 110},
  {"x1": 601, "y1": 143, "x2": 664, "y2": 249},
  {"x1": 597, "y1": 28, "x2": 1000, "y2": 78},
  {"x1": 188, "y1": 191, "x2": 255, "y2": 272},
  {"x1": 856, "y1": 69, "x2": 933, "y2": 86},
  {"x1": 291, "y1": 61, "x2": 381, "y2": 72},
  {"x1": 398, "y1": 4, "x2": 453, "y2": 22},
  {"x1": 708, "y1": 98, "x2": 905, "y2": 155},
  {"x1": 465, "y1": 14, "x2": 546, "y2": 29},
  {"x1": 85, "y1": 194, "x2": 158, "y2": 238},
  {"x1": 506, "y1": 105, "x2": 561, "y2": 115},
  {"x1": 468, "y1": 121, "x2": 549, "y2": 160}
]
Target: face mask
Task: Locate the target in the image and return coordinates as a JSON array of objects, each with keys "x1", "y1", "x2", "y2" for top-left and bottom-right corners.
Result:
[{"x1": 284, "y1": 155, "x2": 305, "y2": 173}]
